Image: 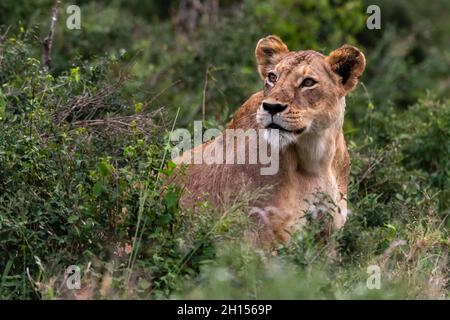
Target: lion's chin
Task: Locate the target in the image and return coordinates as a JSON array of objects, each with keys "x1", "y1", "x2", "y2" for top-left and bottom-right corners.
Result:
[{"x1": 263, "y1": 128, "x2": 298, "y2": 150}]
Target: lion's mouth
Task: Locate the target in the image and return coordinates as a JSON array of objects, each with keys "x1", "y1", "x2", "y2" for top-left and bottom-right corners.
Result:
[{"x1": 266, "y1": 123, "x2": 306, "y2": 135}]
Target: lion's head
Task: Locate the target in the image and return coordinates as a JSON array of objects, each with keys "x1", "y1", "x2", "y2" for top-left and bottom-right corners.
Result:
[{"x1": 255, "y1": 35, "x2": 365, "y2": 147}]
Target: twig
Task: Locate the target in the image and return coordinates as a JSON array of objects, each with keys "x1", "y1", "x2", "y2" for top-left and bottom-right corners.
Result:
[
  {"x1": 145, "y1": 80, "x2": 182, "y2": 108},
  {"x1": 0, "y1": 26, "x2": 11, "y2": 68},
  {"x1": 0, "y1": 25, "x2": 11, "y2": 42},
  {"x1": 70, "y1": 114, "x2": 157, "y2": 135},
  {"x1": 42, "y1": 1, "x2": 61, "y2": 72},
  {"x1": 55, "y1": 75, "x2": 128, "y2": 123},
  {"x1": 355, "y1": 150, "x2": 386, "y2": 186},
  {"x1": 201, "y1": 67, "x2": 209, "y2": 123},
  {"x1": 200, "y1": 66, "x2": 222, "y2": 123}
]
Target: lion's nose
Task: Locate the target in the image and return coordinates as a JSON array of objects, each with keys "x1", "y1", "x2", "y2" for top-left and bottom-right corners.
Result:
[{"x1": 262, "y1": 102, "x2": 287, "y2": 115}]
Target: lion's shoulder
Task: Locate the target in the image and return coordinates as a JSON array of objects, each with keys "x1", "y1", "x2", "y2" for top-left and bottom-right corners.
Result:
[{"x1": 227, "y1": 91, "x2": 264, "y2": 130}]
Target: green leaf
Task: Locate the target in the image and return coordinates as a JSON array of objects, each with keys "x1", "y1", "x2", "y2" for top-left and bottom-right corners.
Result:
[
  {"x1": 384, "y1": 224, "x2": 397, "y2": 238},
  {"x1": 93, "y1": 181, "x2": 105, "y2": 197},
  {"x1": 134, "y1": 102, "x2": 143, "y2": 113},
  {"x1": 68, "y1": 215, "x2": 79, "y2": 223},
  {"x1": 167, "y1": 160, "x2": 176, "y2": 170},
  {"x1": 1, "y1": 259, "x2": 13, "y2": 287},
  {"x1": 97, "y1": 160, "x2": 114, "y2": 177},
  {"x1": 123, "y1": 145, "x2": 136, "y2": 158},
  {"x1": 161, "y1": 160, "x2": 177, "y2": 176},
  {"x1": 70, "y1": 67, "x2": 80, "y2": 83},
  {"x1": 164, "y1": 190, "x2": 178, "y2": 209}
]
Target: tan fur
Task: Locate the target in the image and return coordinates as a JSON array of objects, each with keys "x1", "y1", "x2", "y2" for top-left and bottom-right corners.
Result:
[{"x1": 171, "y1": 36, "x2": 365, "y2": 244}]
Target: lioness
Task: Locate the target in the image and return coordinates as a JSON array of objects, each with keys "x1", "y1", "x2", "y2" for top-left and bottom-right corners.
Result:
[{"x1": 171, "y1": 35, "x2": 365, "y2": 243}]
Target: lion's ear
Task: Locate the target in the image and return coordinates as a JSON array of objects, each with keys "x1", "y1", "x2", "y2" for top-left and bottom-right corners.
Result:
[
  {"x1": 255, "y1": 35, "x2": 289, "y2": 80},
  {"x1": 327, "y1": 45, "x2": 365, "y2": 92}
]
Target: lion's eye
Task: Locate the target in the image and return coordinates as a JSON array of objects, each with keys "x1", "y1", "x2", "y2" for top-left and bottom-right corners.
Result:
[
  {"x1": 268, "y1": 72, "x2": 277, "y2": 83},
  {"x1": 301, "y1": 78, "x2": 317, "y2": 87}
]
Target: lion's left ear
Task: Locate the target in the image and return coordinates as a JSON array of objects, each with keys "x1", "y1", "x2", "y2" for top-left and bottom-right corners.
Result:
[{"x1": 327, "y1": 45, "x2": 366, "y2": 92}]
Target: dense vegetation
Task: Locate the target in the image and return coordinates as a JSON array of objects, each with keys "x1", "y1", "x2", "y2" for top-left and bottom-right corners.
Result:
[{"x1": 0, "y1": 0, "x2": 448, "y2": 299}]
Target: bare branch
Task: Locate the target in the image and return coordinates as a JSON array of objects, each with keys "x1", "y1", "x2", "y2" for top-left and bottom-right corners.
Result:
[
  {"x1": 55, "y1": 75, "x2": 129, "y2": 124},
  {"x1": 0, "y1": 25, "x2": 11, "y2": 42},
  {"x1": 42, "y1": 0, "x2": 61, "y2": 72},
  {"x1": 0, "y1": 26, "x2": 11, "y2": 68},
  {"x1": 70, "y1": 113, "x2": 159, "y2": 136}
]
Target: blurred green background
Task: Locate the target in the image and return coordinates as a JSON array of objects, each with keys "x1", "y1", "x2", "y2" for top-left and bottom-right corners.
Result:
[{"x1": 1, "y1": 0, "x2": 449, "y2": 123}]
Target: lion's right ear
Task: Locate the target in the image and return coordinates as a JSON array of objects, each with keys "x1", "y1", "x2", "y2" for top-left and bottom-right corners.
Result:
[{"x1": 255, "y1": 35, "x2": 289, "y2": 80}]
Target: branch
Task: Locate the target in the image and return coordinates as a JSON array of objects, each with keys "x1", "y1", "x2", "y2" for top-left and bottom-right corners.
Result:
[
  {"x1": 0, "y1": 26, "x2": 11, "y2": 68},
  {"x1": 70, "y1": 113, "x2": 159, "y2": 135},
  {"x1": 55, "y1": 75, "x2": 129, "y2": 123},
  {"x1": 0, "y1": 25, "x2": 11, "y2": 42},
  {"x1": 42, "y1": 0, "x2": 61, "y2": 72}
]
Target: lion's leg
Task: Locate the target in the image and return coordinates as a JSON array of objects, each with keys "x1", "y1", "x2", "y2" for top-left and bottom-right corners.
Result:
[
  {"x1": 332, "y1": 194, "x2": 348, "y2": 230},
  {"x1": 250, "y1": 206, "x2": 297, "y2": 245}
]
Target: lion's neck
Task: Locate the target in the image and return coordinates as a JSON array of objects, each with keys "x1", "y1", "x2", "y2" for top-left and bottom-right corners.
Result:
[{"x1": 283, "y1": 118, "x2": 342, "y2": 177}]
